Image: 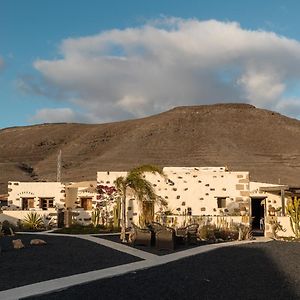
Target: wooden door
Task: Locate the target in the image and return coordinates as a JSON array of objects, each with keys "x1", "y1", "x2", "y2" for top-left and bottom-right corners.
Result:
[{"x1": 81, "y1": 198, "x2": 92, "y2": 210}]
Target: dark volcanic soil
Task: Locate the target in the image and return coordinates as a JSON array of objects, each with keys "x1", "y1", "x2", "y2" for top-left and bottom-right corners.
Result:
[
  {"x1": 0, "y1": 234, "x2": 141, "y2": 291},
  {"x1": 1, "y1": 103, "x2": 300, "y2": 193},
  {"x1": 28, "y1": 241, "x2": 300, "y2": 300}
]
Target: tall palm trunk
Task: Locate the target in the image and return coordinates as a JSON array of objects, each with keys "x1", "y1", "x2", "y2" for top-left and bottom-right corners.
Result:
[
  {"x1": 120, "y1": 192, "x2": 127, "y2": 242},
  {"x1": 115, "y1": 165, "x2": 166, "y2": 242},
  {"x1": 141, "y1": 201, "x2": 154, "y2": 226}
]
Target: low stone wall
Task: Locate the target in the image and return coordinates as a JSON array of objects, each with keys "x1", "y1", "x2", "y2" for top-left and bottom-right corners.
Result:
[
  {"x1": 1, "y1": 209, "x2": 248, "y2": 230},
  {"x1": 0, "y1": 209, "x2": 94, "y2": 227},
  {"x1": 0, "y1": 210, "x2": 56, "y2": 225},
  {"x1": 264, "y1": 216, "x2": 295, "y2": 238},
  {"x1": 161, "y1": 215, "x2": 245, "y2": 228}
]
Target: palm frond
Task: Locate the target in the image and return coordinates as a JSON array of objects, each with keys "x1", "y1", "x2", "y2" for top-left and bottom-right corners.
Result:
[
  {"x1": 130, "y1": 165, "x2": 165, "y2": 177},
  {"x1": 125, "y1": 172, "x2": 152, "y2": 197},
  {"x1": 114, "y1": 176, "x2": 126, "y2": 193}
]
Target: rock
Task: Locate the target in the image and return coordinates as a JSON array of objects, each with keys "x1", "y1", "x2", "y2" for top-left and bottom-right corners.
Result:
[
  {"x1": 30, "y1": 239, "x2": 47, "y2": 246},
  {"x1": 12, "y1": 239, "x2": 25, "y2": 249}
]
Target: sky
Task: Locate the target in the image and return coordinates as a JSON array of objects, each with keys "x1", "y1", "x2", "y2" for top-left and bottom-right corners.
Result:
[{"x1": 1, "y1": 0, "x2": 300, "y2": 128}]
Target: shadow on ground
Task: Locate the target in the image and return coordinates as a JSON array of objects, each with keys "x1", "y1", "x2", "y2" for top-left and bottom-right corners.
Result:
[{"x1": 27, "y1": 241, "x2": 300, "y2": 300}]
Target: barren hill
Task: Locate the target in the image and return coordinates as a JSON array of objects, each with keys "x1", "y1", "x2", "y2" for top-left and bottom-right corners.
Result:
[{"x1": 1, "y1": 103, "x2": 300, "y2": 193}]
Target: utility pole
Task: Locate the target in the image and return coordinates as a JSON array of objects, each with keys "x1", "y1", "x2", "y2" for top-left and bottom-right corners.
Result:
[{"x1": 57, "y1": 149, "x2": 62, "y2": 182}]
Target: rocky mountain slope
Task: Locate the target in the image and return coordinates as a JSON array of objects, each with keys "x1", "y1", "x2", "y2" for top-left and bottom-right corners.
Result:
[{"x1": 1, "y1": 103, "x2": 300, "y2": 193}]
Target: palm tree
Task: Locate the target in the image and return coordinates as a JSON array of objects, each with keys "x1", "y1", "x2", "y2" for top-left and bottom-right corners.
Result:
[{"x1": 114, "y1": 165, "x2": 166, "y2": 242}]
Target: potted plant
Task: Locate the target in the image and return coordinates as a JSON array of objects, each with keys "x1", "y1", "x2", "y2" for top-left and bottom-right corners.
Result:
[
  {"x1": 268, "y1": 205, "x2": 276, "y2": 216},
  {"x1": 240, "y1": 206, "x2": 247, "y2": 216}
]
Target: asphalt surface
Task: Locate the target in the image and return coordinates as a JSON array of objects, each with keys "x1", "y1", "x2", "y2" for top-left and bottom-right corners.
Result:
[
  {"x1": 0, "y1": 234, "x2": 141, "y2": 291},
  {"x1": 27, "y1": 241, "x2": 300, "y2": 300}
]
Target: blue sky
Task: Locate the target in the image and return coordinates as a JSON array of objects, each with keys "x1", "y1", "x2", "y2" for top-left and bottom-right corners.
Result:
[{"x1": 1, "y1": 0, "x2": 300, "y2": 128}]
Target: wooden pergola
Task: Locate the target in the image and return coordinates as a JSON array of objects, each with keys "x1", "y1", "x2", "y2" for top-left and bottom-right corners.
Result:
[{"x1": 259, "y1": 185, "x2": 300, "y2": 216}]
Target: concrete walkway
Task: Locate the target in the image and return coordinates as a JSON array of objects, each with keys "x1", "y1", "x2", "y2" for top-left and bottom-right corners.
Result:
[{"x1": 0, "y1": 234, "x2": 271, "y2": 300}]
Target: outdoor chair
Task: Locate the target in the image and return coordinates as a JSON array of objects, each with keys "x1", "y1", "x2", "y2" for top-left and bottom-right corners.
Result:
[
  {"x1": 155, "y1": 226, "x2": 176, "y2": 251},
  {"x1": 176, "y1": 223, "x2": 199, "y2": 245},
  {"x1": 131, "y1": 223, "x2": 152, "y2": 247},
  {"x1": 148, "y1": 222, "x2": 165, "y2": 245},
  {"x1": 186, "y1": 223, "x2": 199, "y2": 244}
]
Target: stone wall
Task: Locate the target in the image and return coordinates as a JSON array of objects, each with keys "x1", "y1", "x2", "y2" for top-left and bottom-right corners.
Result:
[{"x1": 97, "y1": 167, "x2": 250, "y2": 226}]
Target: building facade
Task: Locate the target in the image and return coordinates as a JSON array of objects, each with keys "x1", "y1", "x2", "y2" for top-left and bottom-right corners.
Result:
[
  {"x1": 2, "y1": 167, "x2": 298, "y2": 238},
  {"x1": 7, "y1": 181, "x2": 65, "y2": 210},
  {"x1": 97, "y1": 167, "x2": 251, "y2": 226}
]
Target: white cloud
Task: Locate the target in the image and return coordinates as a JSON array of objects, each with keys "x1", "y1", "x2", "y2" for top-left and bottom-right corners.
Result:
[
  {"x1": 29, "y1": 108, "x2": 94, "y2": 124},
  {"x1": 275, "y1": 98, "x2": 300, "y2": 118},
  {"x1": 22, "y1": 19, "x2": 300, "y2": 123},
  {"x1": 237, "y1": 71, "x2": 286, "y2": 106}
]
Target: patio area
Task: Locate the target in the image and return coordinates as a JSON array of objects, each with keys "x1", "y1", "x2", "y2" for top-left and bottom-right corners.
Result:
[{"x1": 97, "y1": 233, "x2": 211, "y2": 256}]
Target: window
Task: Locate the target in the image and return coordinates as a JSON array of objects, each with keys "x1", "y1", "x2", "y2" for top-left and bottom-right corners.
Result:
[
  {"x1": 217, "y1": 197, "x2": 226, "y2": 208},
  {"x1": 39, "y1": 198, "x2": 54, "y2": 210}
]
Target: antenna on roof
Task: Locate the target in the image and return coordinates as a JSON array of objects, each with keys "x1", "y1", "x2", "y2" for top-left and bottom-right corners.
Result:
[{"x1": 57, "y1": 149, "x2": 62, "y2": 182}]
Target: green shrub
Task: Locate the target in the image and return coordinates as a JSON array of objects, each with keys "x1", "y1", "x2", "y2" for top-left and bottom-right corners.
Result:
[
  {"x1": 198, "y1": 225, "x2": 215, "y2": 241},
  {"x1": 53, "y1": 224, "x2": 121, "y2": 234},
  {"x1": 214, "y1": 228, "x2": 238, "y2": 241},
  {"x1": 198, "y1": 225, "x2": 238, "y2": 242},
  {"x1": 1, "y1": 220, "x2": 16, "y2": 235}
]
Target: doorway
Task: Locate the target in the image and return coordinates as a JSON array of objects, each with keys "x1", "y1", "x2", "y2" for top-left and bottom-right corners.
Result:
[
  {"x1": 81, "y1": 198, "x2": 93, "y2": 210},
  {"x1": 22, "y1": 198, "x2": 34, "y2": 210},
  {"x1": 251, "y1": 197, "x2": 265, "y2": 235}
]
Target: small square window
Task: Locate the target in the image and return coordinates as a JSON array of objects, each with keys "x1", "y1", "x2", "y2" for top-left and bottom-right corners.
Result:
[{"x1": 217, "y1": 198, "x2": 226, "y2": 208}]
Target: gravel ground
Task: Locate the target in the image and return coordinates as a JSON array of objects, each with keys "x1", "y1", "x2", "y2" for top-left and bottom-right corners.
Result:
[
  {"x1": 0, "y1": 234, "x2": 141, "y2": 291},
  {"x1": 97, "y1": 234, "x2": 208, "y2": 255},
  {"x1": 28, "y1": 241, "x2": 300, "y2": 300}
]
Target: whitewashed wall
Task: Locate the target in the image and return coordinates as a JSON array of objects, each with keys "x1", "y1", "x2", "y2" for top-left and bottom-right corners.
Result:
[
  {"x1": 250, "y1": 181, "x2": 284, "y2": 213},
  {"x1": 7, "y1": 181, "x2": 65, "y2": 209},
  {"x1": 0, "y1": 209, "x2": 92, "y2": 226},
  {"x1": 97, "y1": 167, "x2": 250, "y2": 226},
  {"x1": 275, "y1": 216, "x2": 295, "y2": 237},
  {"x1": 0, "y1": 210, "x2": 57, "y2": 225},
  {"x1": 250, "y1": 181, "x2": 293, "y2": 237}
]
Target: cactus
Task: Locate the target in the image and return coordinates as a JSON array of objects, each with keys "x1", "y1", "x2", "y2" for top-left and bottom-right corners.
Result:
[
  {"x1": 113, "y1": 198, "x2": 121, "y2": 228},
  {"x1": 91, "y1": 208, "x2": 101, "y2": 227},
  {"x1": 286, "y1": 196, "x2": 300, "y2": 238}
]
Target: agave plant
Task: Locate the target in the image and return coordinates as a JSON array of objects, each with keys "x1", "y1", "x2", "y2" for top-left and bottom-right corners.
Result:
[{"x1": 22, "y1": 212, "x2": 44, "y2": 230}]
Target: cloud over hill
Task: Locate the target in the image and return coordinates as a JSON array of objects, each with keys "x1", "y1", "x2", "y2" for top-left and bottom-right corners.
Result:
[{"x1": 21, "y1": 19, "x2": 300, "y2": 123}]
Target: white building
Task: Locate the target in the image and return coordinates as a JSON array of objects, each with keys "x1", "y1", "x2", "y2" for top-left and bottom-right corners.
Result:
[
  {"x1": 3, "y1": 181, "x2": 98, "y2": 226},
  {"x1": 249, "y1": 181, "x2": 292, "y2": 237},
  {"x1": 97, "y1": 167, "x2": 251, "y2": 226},
  {"x1": 2, "y1": 167, "x2": 298, "y2": 238},
  {"x1": 7, "y1": 181, "x2": 65, "y2": 210}
]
